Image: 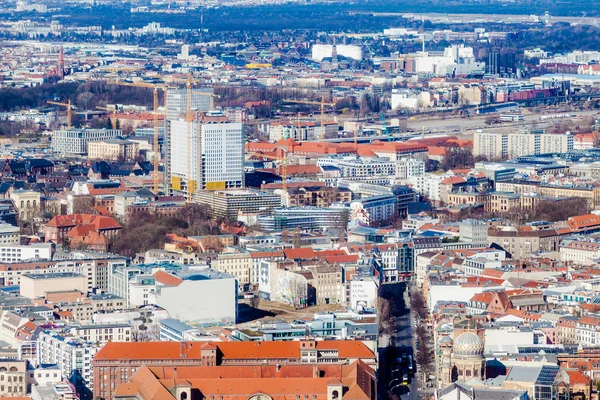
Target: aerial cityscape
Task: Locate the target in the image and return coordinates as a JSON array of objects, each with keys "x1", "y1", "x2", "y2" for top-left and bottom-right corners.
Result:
[{"x1": 0, "y1": 0, "x2": 599, "y2": 399}]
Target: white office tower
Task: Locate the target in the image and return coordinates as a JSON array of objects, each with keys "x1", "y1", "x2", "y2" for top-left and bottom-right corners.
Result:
[
  {"x1": 169, "y1": 116, "x2": 244, "y2": 200},
  {"x1": 165, "y1": 88, "x2": 214, "y2": 119},
  {"x1": 165, "y1": 88, "x2": 215, "y2": 193}
]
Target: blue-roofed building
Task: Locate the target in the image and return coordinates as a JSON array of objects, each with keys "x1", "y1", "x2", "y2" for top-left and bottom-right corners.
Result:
[{"x1": 159, "y1": 318, "x2": 194, "y2": 341}]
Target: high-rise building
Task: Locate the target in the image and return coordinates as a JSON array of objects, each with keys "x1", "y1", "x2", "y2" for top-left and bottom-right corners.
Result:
[
  {"x1": 165, "y1": 88, "x2": 213, "y2": 120},
  {"x1": 169, "y1": 113, "x2": 244, "y2": 198},
  {"x1": 164, "y1": 88, "x2": 215, "y2": 193}
]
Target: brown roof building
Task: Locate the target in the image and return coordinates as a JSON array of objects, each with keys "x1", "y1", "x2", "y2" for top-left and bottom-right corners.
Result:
[{"x1": 93, "y1": 340, "x2": 377, "y2": 400}]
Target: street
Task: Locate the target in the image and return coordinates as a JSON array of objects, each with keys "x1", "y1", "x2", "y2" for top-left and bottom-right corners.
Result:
[{"x1": 378, "y1": 283, "x2": 421, "y2": 400}]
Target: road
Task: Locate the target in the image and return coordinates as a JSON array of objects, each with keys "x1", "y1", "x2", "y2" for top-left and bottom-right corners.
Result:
[
  {"x1": 406, "y1": 109, "x2": 600, "y2": 135},
  {"x1": 378, "y1": 283, "x2": 421, "y2": 400}
]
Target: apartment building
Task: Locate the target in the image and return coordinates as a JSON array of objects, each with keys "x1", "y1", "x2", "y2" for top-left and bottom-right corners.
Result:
[
  {"x1": 37, "y1": 330, "x2": 101, "y2": 394},
  {"x1": 576, "y1": 316, "x2": 600, "y2": 346},
  {"x1": 285, "y1": 186, "x2": 352, "y2": 208},
  {"x1": 212, "y1": 251, "x2": 252, "y2": 287},
  {"x1": 317, "y1": 155, "x2": 398, "y2": 178},
  {"x1": 51, "y1": 129, "x2": 121, "y2": 155},
  {"x1": 495, "y1": 180, "x2": 600, "y2": 208},
  {"x1": 560, "y1": 240, "x2": 600, "y2": 264},
  {"x1": 487, "y1": 228, "x2": 563, "y2": 259},
  {"x1": 350, "y1": 194, "x2": 397, "y2": 226},
  {"x1": 0, "y1": 243, "x2": 52, "y2": 263},
  {"x1": 71, "y1": 323, "x2": 131, "y2": 344},
  {"x1": 54, "y1": 293, "x2": 126, "y2": 323},
  {"x1": 0, "y1": 223, "x2": 19, "y2": 245},
  {"x1": 306, "y1": 264, "x2": 344, "y2": 305},
  {"x1": 473, "y1": 130, "x2": 573, "y2": 159},
  {"x1": 557, "y1": 316, "x2": 578, "y2": 345},
  {"x1": 0, "y1": 359, "x2": 27, "y2": 397}
]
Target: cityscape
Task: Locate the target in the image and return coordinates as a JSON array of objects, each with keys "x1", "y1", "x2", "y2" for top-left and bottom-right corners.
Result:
[{"x1": 0, "y1": 0, "x2": 598, "y2": 400}]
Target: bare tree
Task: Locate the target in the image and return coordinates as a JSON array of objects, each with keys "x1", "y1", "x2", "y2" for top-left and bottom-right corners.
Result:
[{"x1": 289, "y1": 278, "x2": 307, "y2": 309}]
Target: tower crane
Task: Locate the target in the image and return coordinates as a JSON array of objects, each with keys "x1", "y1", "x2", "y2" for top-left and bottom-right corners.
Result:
[
  {"x1": 152, "y1": 73, "x2": 217, "y2": 198},
  {"x1": 284, "y1": 96, "x2": 336, "y2": 141},
  {"x1": 109, "y1": 81, "x2": 166, "y2": 194},
  {"x1": 250, "y1": 149, "x2": 288, "y2": 205},
  {"x1": 47, "y1": 100, "x2": 74, "y2": 129},
  {"x1": 380, "y1": 111, "x2": 391, "y2": 142},
  {"x1": 95, "y1": 106, "x2": 118, "y2": 129}
]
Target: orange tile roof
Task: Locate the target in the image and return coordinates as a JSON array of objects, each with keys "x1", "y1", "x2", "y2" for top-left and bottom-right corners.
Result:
[
  {"x1": 250, "y1": 251, "x2": 285, "y2": 259},
  {"x1": 283, "y1": 248, "x2": 316, "y2": 260},
  {"x1": 566, "y1": 368, "x2": 591, "y2": 386},
  {"x1": 568, "y1": 214, "x2": 600, "y2": 231},
  {"x1": 428, "y1": 146, "x2": 447, "y2": 156},
  {"x1": 153, "y1": 271, "x2": 183, "y2": 287},
  {"x1": 46, "y1": 214, "x2": 121, "y2": 230},
  {"x1": 95, "y1": 340, "x2": 375, "y2": 362},
  {"x1": 441, "y1": 176, "x2": 466, "y2": 185}
]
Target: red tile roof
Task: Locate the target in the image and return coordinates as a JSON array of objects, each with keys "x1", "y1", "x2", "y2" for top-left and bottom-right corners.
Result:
[
  {"x1": 283, "y1": 248, "x2": 316, "y2": 260},
  {"x1": 153, "y1": 271, "x2": 183, "y2": 287},
  {"x1": 46, "y1": 214, "x2": 121, "y2": 230}
]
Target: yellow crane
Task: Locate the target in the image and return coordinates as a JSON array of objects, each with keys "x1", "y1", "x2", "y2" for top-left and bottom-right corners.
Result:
[
  {"x1": 109, "y1": 81, "x2": 165, "y2": 194},
  {"x1": 174, "y1": 73, "x2": 218, "y2": 197},
  {"x1": 285, "y1": 96, "x2": 336, "y2": 140},
  {"x1": 110, "y1": 76, "x2": 217, "y2": 199},
  {"x1": 95, "y1": 106, "x2": 118, "y2": 129},
  {"x1": 251, "y1": 150, "x2": 288, "y2": 204},
  {"x1": 47, "y1": 100, "x2": 74, "y2": 129}
]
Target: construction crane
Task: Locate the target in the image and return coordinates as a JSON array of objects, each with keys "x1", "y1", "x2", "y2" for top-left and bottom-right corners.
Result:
[
  {"x1": 109, "y1": 81, "x2": 165, "y2": 194},
  {"x1": 250, "y1": 150, "x2": 288, "y2": 204},
  {"x1": 285, "y1": 96, "x2": 336, "y2": 140},
  {"x1": 95, "y1": 106, "x2": 118, "y2": 129},
  {"x1": 380, "y1": 111, "x2": 391, "y2": 142},
  {"x1": 47, "y1": 100, "x2": 74, "y2": 129},
  {"x1": 157, "y1": 73, "x2": 218, "y2": 198}
]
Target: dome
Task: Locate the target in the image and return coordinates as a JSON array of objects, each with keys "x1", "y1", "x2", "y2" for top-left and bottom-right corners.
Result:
[
  {"x1": 439, "y1": 335, "x2": 453, "y2": 344},
  {"x1": 454, "y1": 318, "x2": 483, "y2": 332},
  {"x1": 453, "y1": 332, "x2": 484, "y2": 357}
]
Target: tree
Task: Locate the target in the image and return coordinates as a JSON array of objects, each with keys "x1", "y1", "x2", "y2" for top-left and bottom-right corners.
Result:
[
  {"x1": 289, "y1": 278, "x2": 307, "y2": 309},
  {"x1": 72, "y1": 195, "x2": 95, "y2": 214},
  {"x1": 410, "y1": 289, "x2": 428, "y2": 320},
  {"x1": 441, "y1": 143, "x2": 475, "y2": 170},
  {"x1": 484, "y1": 115, "x2": 501, "y2": 125},
  {"x1": 200, "y1": 236, "x2": 224, "y2": 253},
  {"x1": 62, "y1": 237, "x2": 72, "y2": 253}
]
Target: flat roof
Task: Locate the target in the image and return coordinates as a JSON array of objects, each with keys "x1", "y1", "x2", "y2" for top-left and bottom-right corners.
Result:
[{"x1": 22, "y1": 272, "x2": 83, "y2": 280}]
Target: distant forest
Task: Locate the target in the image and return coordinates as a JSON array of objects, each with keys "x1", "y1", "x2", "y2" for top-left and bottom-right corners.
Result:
[
  {"x1": 0, "y1": 82, "x2": 155, "y2": 113},
  {"x1": 5, "y1": 0, "x2": 599, "y2": 33}
]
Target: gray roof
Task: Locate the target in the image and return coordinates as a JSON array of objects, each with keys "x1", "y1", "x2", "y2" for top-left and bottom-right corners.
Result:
[
  {"x1": 505, "y1": 366, "x2": 543, "y2": 383},
  {"x1": 160, "y1": 318, "x2": 194, "y2": 333}
]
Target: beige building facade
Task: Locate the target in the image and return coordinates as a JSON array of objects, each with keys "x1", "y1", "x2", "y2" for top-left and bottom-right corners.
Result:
[{"x1": 88, "y1": 139, "x2": 139, "y2": 161}]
